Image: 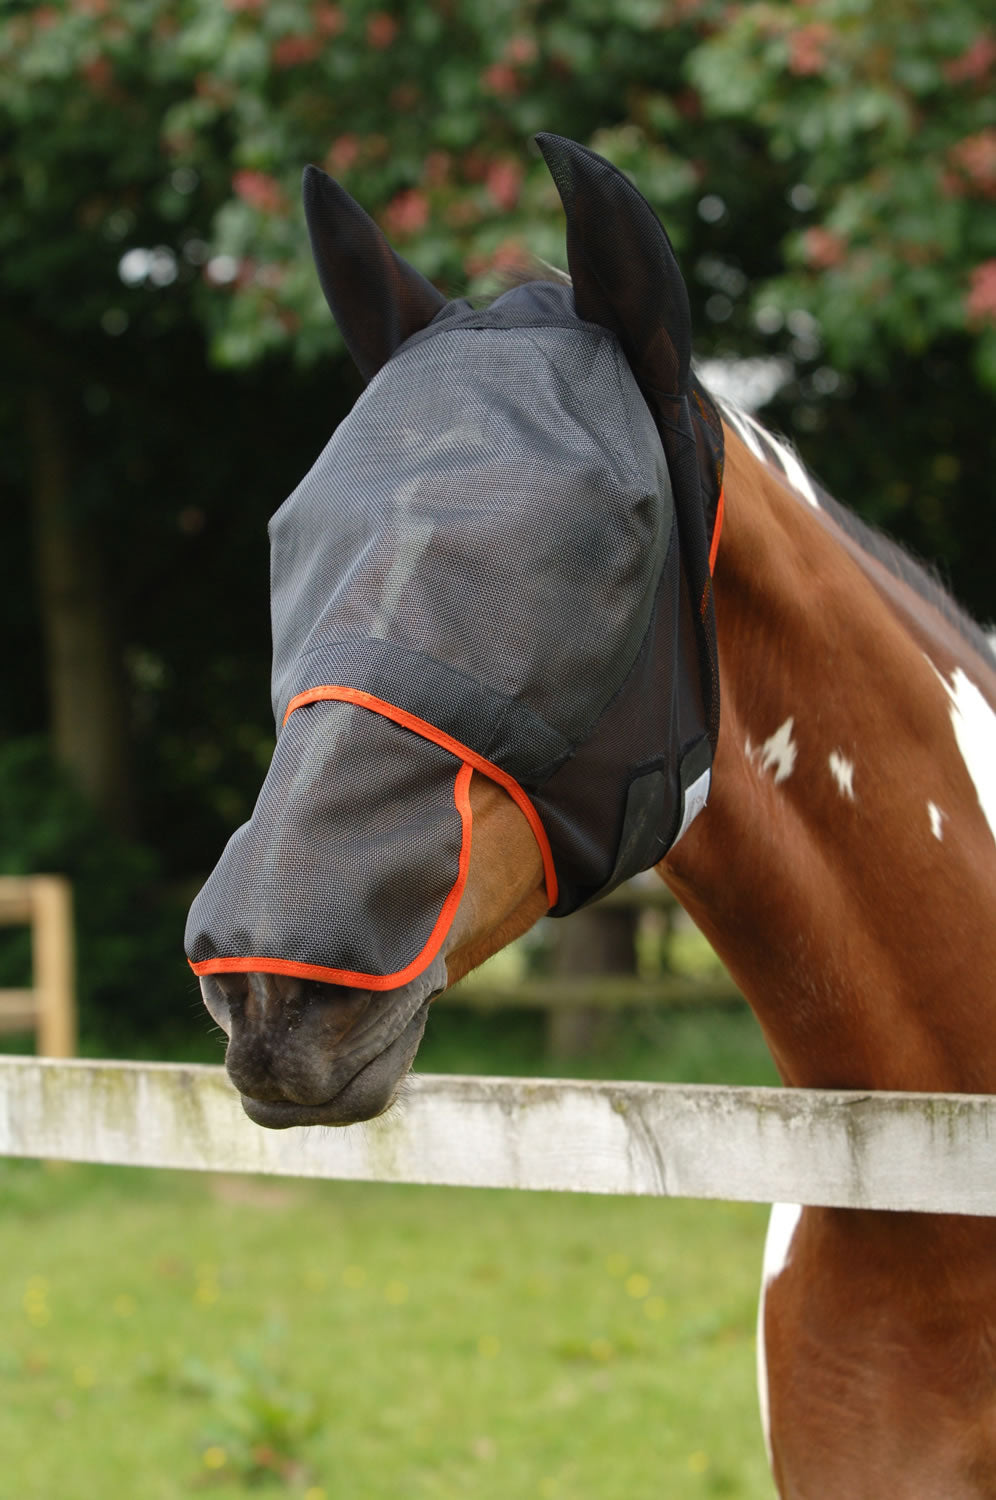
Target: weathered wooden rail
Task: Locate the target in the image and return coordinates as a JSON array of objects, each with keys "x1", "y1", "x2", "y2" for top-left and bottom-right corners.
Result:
[{"x1": 2, "y1": 1056, "x2": 994, "y2": 1216}]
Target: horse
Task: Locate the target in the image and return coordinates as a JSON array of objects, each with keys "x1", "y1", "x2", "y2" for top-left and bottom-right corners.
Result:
[{"x1": 186, "y1": 135, "x2": 996, "y2": 1497}]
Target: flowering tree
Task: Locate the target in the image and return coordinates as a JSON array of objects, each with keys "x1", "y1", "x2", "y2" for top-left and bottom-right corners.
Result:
[{"x1": 2, "y1": 0, "x2": 992, "y2": 1039}]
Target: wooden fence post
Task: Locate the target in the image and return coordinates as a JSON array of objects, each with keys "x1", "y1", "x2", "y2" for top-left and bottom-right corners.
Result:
[{"x1": 30, "y1": 877, "x2": 76, "y2": 1058}]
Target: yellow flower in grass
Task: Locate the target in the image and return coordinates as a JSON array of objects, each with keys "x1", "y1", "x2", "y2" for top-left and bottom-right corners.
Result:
[
  {"x1": 688, "y1": 1449, "x2": 709, "y2": 1474},
  {"x1": 202, "y1": 1446, "x2": 227, "y2": 1471},
  {"x1": 625, "y1": 1272, "x2": 651, "y2": 1299}
]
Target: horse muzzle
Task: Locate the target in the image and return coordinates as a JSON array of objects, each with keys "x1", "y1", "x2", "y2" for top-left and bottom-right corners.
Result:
[{"x1": 199, "y1": 964, "x2": 442, "y2": 1128}]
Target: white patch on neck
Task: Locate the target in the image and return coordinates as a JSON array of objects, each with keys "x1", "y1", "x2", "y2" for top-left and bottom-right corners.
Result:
[
  {"x1": 757, "y1": 1203, "x2": 803, "y2": 1468},
  {"x1": 760, "y1": 423, "x2": 820, "y2": 510},
  {"x1": 753, "y1": 717, "x2": 797, "y2": 785},
  {"x1": 828, "y1": 750, "x2": 855, "y2": 800},
  {"x1": 927, "y1": 801, "x2": 946, "y2": 841},
  {"x1": 722, "y1": 402, "x2": 820, "y2": 509},
  {"x1": 928, "y1": 661, "x2": 996, "y2": 847},
  {"x1": 723, "y1": 403, "x2": 767, "y2": 461}
]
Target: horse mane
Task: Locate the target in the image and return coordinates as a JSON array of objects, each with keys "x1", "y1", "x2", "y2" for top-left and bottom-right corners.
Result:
[
  {"x1": 719, "y1": 398, "x2": 996, "y2": 669},
  {"x1": 484, "y1": 260, "x2": 995, "y2": 667}
]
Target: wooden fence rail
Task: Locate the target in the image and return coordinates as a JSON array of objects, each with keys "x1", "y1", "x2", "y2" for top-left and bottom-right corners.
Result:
[
  {"x1": 2, "y1": 1057, "x2": 994, "y2": 1216},
  {"x1": 0, "y1": 877, "x2": 76, "y2": 1056}
]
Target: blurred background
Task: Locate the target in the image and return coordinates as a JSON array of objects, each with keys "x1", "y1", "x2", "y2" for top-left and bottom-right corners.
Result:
[
  {"x1": 2, "y1": 0, "x2": 994, "y2": 1057},
  {"x1": 1, "y1": 2, "x2": 993, "y2": 1494}
]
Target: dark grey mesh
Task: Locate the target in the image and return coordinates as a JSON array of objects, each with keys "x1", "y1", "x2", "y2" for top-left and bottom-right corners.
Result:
[
  {"x1": 186, "y1": 701, "x2": 466, "y2": 979},
  {"x1": 185, "y1": 135, "x2": 725, "y2": 986},
  {"x1": 269, "y1": 293, "x2": 671, "y2": 757}
]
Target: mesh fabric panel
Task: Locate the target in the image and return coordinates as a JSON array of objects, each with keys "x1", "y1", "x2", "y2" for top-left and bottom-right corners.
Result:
[
  {"x1": 185, "y1": 701, "x2": 469, "y2": 982},
  {"x1": 270, "y1": 288, "x2": 671, "y2": 759},
  {"x1": 186, "y1": 250, "x2": 723, "y2": 985}
]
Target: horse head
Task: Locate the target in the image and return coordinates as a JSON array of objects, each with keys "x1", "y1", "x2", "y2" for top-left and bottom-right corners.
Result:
[{"x1": 185, "y1": 135, "x2": 724, "y2": 1128}]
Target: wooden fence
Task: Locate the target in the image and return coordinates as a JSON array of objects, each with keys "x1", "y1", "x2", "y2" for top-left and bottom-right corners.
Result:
[
  {"x1": 0, "y1": 876, "x2": 76, "y2": 1056},
  {"x1": 2, "y1": 1056, "x2": 994, "y2": 1216}
]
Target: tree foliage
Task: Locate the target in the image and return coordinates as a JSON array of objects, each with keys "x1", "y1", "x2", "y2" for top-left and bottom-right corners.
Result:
[{"x1": 2, "y1": 0, "x2": 994, "y2": 1044}]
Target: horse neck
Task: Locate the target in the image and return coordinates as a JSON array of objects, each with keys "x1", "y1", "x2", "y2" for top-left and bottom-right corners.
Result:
[{"x1": 660, "y1": 425, "x2": 996, "y2": 1093}]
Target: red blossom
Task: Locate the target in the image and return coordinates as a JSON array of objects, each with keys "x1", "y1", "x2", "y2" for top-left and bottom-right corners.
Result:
[
  {"x1": 313, "y1": 3, "x2": 345, "y2": 36},
  {"x1": 383, "y1": 188, "x2": 429, "y2": 238},
  {"x1": 272, "y1": 34, "x2": 323, "y2": 68},
  {"x1": 503, "y1": 34, "x2": 536, "y2": 65},
  {"x1": 788, "y1": 23, "x2": 833, "y2": 77},
  {"x1": 491, "y1": 238, "x2": 527, "y2": 273},
  {"x1": 943, "y1": 34, "x2": 996, "y2": 84},
  {"x1": 232, "y1": 169, "x2": 287, "y2": 215},
  {"x1": 674, "y1": 87, "x2": 702, "y2": 119},
  {"x1": 225, "y1": 0, "x2": 265, "y2": 10},
  {"x1": 481, "y1": 62, "x2": 520, "y2": 96},
  {"x1": 461, "y1": 150, "x2": 489, "y2": 183},
  {"x1": 445, "y1": 199, "x2": 481, "y2": 229},
  {"x1": 326, "y1": 134, "x2": 360, "y2": 172},
  {"x1": 422, "y1": 150, "x2": 451, "y2": 188},
  {"x1": 485, "y1": 158, "x2": 523, "y2": 211},
  {"x1": 945, "y1": 130, "x2": 996, "y2": 200},
  {"x1": 966, "y1": 261, "x2": 996, "y2": 327},
  {"x1": 366, "y1": 12, "x2": 398, "y2": 49},
  {"x1": 34, "y1": 7, "x2": 59, "y2": 30},
  {"x1": 195, "y1": 73, "x2": 235, "y2": 104},
  {"x1": 81, "y1": 56, "x2": 112, "y2": 90},
  {"x1": 802, "y1": 226, "x2": 847, "y2": 269},
  {"x1": 390, "y1": 81, "x2": 419, "y2": 110}
]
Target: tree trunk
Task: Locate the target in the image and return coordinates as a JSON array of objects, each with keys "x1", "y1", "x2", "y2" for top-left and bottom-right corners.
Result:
[
  {"x1": 26, "y1": 385, "x2": 135, "y2": 836},
  {"x1": 547, "y1": 904, "x2": 637, "y2": 1059}
]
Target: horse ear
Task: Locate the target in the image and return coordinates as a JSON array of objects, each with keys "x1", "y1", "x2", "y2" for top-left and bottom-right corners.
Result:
[
  {"x1": 534, "y1": 133, "x2": 692, "y2": 398},
  {"x1": 302, "y1": 165, "x2": 448, "y2": 382}
]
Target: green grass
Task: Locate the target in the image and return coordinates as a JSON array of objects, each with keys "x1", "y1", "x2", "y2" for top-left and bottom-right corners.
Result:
[
  {"x1": 1, "y1": 1159, "x2": 775, "y2": 1500},
  {"x1": 2, "y1": 994, "x2": 780, "y2": 1498}
]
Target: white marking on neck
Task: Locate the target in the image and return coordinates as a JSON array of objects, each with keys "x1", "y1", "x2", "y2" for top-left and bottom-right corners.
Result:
[
  {"x1": 757, "y1": 1203, "x2": 803, "y2": 1468},
  {"x1": 759, "y1": 422, "x2": 820, "y2": 510},
  {"x1": 723, "y1": 402, "x2": 821, "y2": 509},
  {"x1": 928, "y1": 661, "x2": 996, "y2": 847},
  {"x1": 755, "y1": 717, "x2": 798, "y2": 785},
  {"x1": 828, "y1": 750, "x2": 855, "y2": 800},
  {"x1": 723, "y1": 403, "x2": 767, "y2": 461},
  {"x1": 927, "y1": 801, "x2": 946, "y2": 841}
]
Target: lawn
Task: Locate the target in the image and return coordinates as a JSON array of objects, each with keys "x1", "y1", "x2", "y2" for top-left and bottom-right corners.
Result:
[
  {"x1": 1, "y1": 1158, "x2": 774, "y2": 1500},
  {"x1": 2, "y1": 978, "x2": 781, "y2": 1500}
]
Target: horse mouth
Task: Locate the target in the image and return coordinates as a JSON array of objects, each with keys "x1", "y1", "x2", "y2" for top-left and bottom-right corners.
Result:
[{"x1": 237, "y1": 997, "x2": 431, "y2": 1129}]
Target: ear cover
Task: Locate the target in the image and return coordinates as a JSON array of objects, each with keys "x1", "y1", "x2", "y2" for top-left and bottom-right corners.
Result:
[
  {"x1": 536, "y1": 132, "x2": 723, "y2": 757},
  {"x1": 534, "y1": 132, "x2": 692, "y2": 399},
  {"x1": 302, "y1": 164, "x2": 447, "y2": 382}
]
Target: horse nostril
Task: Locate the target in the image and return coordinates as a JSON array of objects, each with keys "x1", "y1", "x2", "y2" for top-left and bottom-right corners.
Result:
[{"x1": 199, "y1": 973, "x2": 248, "y2": 1037}]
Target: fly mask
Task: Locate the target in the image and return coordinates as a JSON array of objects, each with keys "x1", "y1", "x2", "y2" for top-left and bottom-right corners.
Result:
[{"x1": 185, "y1": 133, "x2": 724, "y2": 992}]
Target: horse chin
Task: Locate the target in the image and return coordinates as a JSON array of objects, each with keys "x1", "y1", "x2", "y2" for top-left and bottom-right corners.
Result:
[
  {"x1": 239, "y1": 999, "x2": 430, "y2": 1129},
  {"x1": 200, "y1": 958, "x2": 445, "y2": 1131}
]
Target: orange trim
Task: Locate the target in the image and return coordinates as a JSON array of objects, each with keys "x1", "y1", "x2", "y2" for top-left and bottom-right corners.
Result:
[
  {"x1": 282, "y1": 684, "x2": 559, "y2": 909},
  {"x1": 189, "y1": 762, "x2": 475, "y2": 992},
  {"x1": 708, "y1": 485, "x2": 724, "y2": 575}
]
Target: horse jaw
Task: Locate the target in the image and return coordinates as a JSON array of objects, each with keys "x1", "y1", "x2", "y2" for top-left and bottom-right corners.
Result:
[{"x1": 201, "y1": 775, "x2": 546, "y2": 1128}]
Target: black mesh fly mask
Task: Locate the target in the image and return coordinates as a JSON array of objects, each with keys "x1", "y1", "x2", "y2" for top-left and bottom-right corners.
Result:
[{"x1": 186, "y1": 134, "x2": 724, "y2": 992}]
